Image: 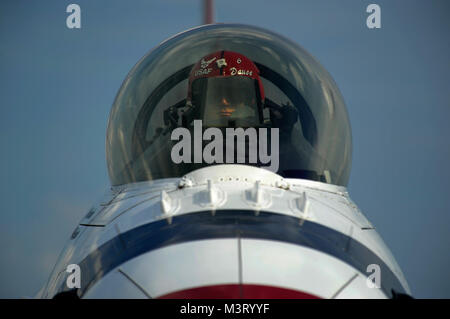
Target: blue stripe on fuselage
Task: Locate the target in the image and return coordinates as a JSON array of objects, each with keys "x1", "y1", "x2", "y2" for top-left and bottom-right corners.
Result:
[{"x1": 60, "y1": 210, "x2": 406, "y2": 298}]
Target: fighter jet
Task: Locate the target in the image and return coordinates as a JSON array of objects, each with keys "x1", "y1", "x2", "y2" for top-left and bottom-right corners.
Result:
[{"x1": 39, "y1": 22, "x2": 411, "y2": 299}]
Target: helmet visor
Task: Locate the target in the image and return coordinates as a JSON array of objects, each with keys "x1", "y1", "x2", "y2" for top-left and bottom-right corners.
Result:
[{"x1": 191, "y1": 76, "x2": 262, "y2": 127}]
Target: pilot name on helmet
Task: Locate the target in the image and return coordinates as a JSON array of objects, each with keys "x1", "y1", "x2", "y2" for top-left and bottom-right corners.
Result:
[{"x1": 229, "y1": 67, "x2": 253, "y2": 76}]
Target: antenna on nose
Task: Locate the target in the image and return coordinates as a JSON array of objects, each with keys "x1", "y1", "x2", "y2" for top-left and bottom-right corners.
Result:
[{"x1": 203, "y1": 0, "x2": 214, "y2": 24}]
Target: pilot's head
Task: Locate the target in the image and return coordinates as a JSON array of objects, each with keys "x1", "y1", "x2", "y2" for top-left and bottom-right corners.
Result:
[{"x1": 187, "y1": 51, "x2": 265, "y2": 127}]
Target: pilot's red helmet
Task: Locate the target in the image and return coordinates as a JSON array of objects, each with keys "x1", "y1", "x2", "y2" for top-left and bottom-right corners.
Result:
[
  {"x1": 187, "y1": 51, "x2": 265, "y2": 103},
  {"x1": 187, "y1": 51, "x2": 265, "y2": 127}
]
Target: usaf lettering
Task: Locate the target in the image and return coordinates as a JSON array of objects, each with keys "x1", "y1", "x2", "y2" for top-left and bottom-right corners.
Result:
[{"x1": 224, "y1": 303, "x2": 269, "y2": 314}]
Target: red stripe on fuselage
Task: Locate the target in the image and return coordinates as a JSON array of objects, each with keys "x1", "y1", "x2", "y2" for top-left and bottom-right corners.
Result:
[{"x1": 158, "y1": 284, "x2": 320, "y2": 299}]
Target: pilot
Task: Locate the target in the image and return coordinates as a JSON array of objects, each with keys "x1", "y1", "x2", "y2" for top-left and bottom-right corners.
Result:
[
  {"x1": 178, "y1": 51, "x2": 299, "y2": 171},
  {"x1": 183, "y1": 50, "x2": 266, "y2": 128},
  {"x1": 182, "y1": 51, "x2": 298, "y2": 133}
]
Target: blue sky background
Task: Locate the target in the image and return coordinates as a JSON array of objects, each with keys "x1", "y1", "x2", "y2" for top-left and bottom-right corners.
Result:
[{"x1": 0, "y1": 0, "x2": 449, "y2": 298}]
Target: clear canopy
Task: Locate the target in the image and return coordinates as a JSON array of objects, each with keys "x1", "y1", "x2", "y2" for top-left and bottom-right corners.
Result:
[{"x1": 106, "y1": 24, "x2": 352, "y2": 186}]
